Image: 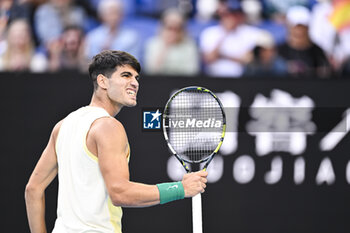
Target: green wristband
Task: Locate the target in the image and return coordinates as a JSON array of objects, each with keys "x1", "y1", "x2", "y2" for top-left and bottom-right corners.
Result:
[{"x1": 156, "y1": 181, "x2": 185, "y2": 204}]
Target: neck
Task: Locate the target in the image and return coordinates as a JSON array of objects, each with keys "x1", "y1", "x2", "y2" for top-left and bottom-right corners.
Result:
[
  {"x1": 108, "y1": 24, "x2": 118, "y2": 33},
  {"x1": 89, "y1": 92, "x2": 122, "y2": 116}
]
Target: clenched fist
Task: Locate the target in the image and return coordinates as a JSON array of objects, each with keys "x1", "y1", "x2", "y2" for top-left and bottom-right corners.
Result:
[{"x1": 181, "y1": 170, "x2": 208, "y2": 198}]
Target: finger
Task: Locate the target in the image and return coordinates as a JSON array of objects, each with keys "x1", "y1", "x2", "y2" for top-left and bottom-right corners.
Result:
[
  {"x1": 198, "y1": 179, "x2": 206, "y2": 187},
  {"x1": 201, "y1": 177, "x2": 207, "y2": 183},
  {"x1": 197, "y1": 170, "x2": 208, "y2": 177}
]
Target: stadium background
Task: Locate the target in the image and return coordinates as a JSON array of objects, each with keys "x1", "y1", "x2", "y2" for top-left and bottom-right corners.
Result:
[{"x1": 2, "y1": 72, "x2": 350, "y2": 232}]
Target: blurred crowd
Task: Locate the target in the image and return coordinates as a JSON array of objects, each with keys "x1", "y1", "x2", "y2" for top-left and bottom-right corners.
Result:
[{"x1": 0, "y1": 0, "x2": 349, "y2": 78}]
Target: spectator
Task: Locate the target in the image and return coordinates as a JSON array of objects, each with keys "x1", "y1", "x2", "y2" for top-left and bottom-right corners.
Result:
[
  {"x1": 278, "y1": 5, "x2": 331, "y2": 78},
  {"x1": 309, "y1": 0, "x2": 350, "y2": 73},
  {"x1": 34, "y1": 0, "x2": 87, "y2": 45},
  {"x1": 47, "y1": 25, "x2": 87, "y2": 72},
  {"x1": 143, "y1": 8, "x2": 200, "y2": 76},
  {"x1": 261, "y1": 0, "x2": 315, "y2": 23},
  {"x1": 199, "y1": 0, "x2": 264, "y2": 78},
  {"x1": 244, "y1": 30, "x2": 287, "y2": 77},
  {"x1": 0, "y1": 0, "x2": 31, "y2": 25},
  {"x1": 85, "y1": 0, "x2": 141, "y2": 59},
  {"x1": 0, "y1": 19, "x2": 47, "y2": 72},
  {"x1": 1, "y1": 0, "x2": 34, "y2": 55}
]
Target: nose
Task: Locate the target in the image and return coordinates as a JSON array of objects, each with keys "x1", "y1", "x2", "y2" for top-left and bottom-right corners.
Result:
[{"x1": 130, "y1": 76, "x2": 139, "y2": 89}]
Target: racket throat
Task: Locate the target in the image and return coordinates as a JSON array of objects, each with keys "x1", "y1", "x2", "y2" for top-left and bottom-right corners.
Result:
[{"x1": 191, "y1": 163, "x2": 201, "y2": 171}]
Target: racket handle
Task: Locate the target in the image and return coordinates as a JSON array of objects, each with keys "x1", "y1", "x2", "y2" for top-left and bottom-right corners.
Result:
[{"x1": 192, "y1": 193, "x2": 203, "y2": 233}]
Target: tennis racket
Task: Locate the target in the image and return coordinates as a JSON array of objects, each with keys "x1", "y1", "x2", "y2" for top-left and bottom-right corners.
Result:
[{"x1": 162, "y1": 86, "x2": 226, "y2": 233}]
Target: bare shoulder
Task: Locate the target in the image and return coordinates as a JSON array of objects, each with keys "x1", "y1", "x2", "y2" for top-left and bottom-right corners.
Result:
[
  {"x1": 52, "y1": 120, "x2": 63, "y2": 139},
  {"x1": 90, "y1": 117, "x2": 128, "y2": 141},
  {"x1": 92, "y1": 117, "x2": 126, "y2": 133},
  {"x1": 88, "y1": 117, "x2": 129, "y2": 157}
]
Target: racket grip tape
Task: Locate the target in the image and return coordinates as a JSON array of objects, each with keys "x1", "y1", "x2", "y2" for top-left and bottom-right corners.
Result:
[{"x1": 156, "y1": 181, "x2": 185, "y2": 204}]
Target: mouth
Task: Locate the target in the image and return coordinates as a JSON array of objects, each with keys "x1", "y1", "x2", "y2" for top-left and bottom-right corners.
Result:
[{"x1": 126, "y1": 89, "x2": 137, "y2": 99}]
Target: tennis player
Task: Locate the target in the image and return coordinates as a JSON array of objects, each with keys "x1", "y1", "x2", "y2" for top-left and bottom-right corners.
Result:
[{"x1": 25, "y1": 50, "x2": 208, "y2": 233}]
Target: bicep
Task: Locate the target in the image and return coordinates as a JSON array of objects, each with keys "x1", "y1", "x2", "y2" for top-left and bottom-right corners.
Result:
[
  {"x1": 98, "y1": 141, "x2": 130, "y2": 186},
  {"x1": 93, "y1": 119, "x2": 130, "y2": 190},
  {"x1": 92, "y1": 118, "x2": 160, "y2": 207}
]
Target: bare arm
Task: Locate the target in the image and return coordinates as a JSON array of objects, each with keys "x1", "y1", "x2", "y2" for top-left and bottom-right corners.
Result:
[
  {"x1": 202, "y1": 34, "x2": 253, "y2": 65},
  {"x1": 203, "y1": 48, "x2": 253, "y2": 65},
  {"x1": 202, "y1": 34, "x2": 227, "y2": 64},
  {"x1": 91, "y1": 118, "x2": 207, "y2": 207},
  {"x1": 25, "y1": 121, "x2": 62, "y2": 233}
]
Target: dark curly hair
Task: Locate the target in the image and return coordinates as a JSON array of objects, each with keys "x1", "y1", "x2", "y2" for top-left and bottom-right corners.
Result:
[{"x1": 88, "y1": 50, "x2": 141, "y2": 90}]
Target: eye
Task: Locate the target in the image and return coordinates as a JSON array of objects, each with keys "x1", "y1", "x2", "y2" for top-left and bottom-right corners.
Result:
[{"x1": 135, "y1": 76, "x2": 140, "y2": 81}]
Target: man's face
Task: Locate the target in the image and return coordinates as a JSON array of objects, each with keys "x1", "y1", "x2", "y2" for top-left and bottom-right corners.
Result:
[
  {"x1": 288, "y1": 24, "x2": 310, "y2": 48},
  {"x1": 101, "y1": 4, "x2": 123, "y2": 28},
  {"x1": 290, "y1": 25, "x2": 309, "y2": 40},
  {"x1": 62, "y1": 29, "x2": 82, "y2": 54},
  {"x1": 105, "y1": 65, "x2": 139, "y2": 108},
  {"x1": 219, "y1": 10, "x2": 243, "y2": 31}
]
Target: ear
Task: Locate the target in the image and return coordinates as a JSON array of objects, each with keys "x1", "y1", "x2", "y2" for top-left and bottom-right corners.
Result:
[{"x1": 96, "y1": 74, "x2": 108, "y2": 90}]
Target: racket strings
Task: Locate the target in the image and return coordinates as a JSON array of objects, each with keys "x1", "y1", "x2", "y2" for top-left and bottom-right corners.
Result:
[{"x1": 164, "y1": 90, "x2": 224, "y2": 163}]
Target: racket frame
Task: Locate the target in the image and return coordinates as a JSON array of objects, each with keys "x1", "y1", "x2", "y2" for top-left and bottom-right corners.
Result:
[{"x1": 162, "y1": 86, "x2": 226, "y2": 172}]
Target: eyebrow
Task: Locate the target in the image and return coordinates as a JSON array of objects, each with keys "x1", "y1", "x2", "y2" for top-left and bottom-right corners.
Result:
[
  {"x1": 121, "y1": 71, "x2": 140, "y2": 80},
  {"x1": 120, "y1": 71, "x2": 132, "y2": 76}
]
